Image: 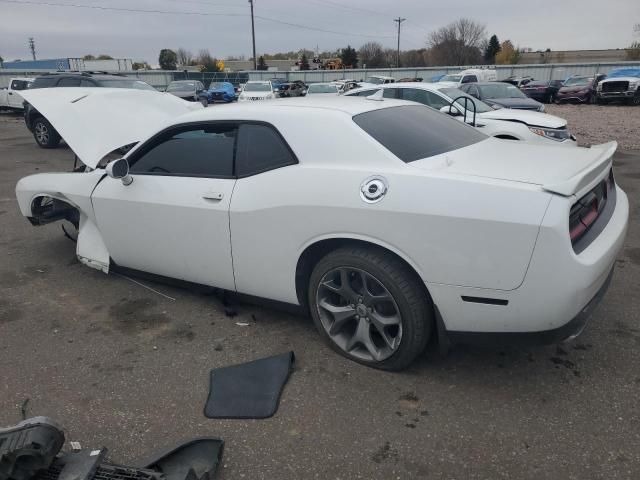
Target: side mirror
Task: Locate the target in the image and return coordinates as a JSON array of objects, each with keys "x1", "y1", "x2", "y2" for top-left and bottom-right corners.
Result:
[
  {"x1": 106, "y1": 158, "x2": 133, "y2": 186},
  {"x1": 440, "y1": 105, "x2": 461, "y2": 116}
]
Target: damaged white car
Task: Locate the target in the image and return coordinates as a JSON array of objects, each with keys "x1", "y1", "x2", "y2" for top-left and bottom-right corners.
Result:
[{"x1": 16, "y1": 89, "x2": 628, "y2": 370}]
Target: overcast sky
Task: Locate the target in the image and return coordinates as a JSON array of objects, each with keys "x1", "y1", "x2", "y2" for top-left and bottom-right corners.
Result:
[{"x1": 1, "y1": 0, "x2": 639, "y2": 64}]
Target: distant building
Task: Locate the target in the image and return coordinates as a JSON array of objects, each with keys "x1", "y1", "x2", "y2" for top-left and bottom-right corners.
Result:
[
  {"x1": 1, "y1": 58, "x2": 133, "y2": 71},
  {"x1": 518, "y1": 49, "x2": 634, "y2": 65}
]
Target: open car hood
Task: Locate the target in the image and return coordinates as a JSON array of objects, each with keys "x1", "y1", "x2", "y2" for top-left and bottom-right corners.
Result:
[
  {"x1": 411, "y1": 139, "x2": 616, "y2": 196},
  {"x1": 20, "y1": 88, "x2": 202, "y2": 168},
  {"x1": 478, "y1": 108, "x2": 566, "y2": 129}
]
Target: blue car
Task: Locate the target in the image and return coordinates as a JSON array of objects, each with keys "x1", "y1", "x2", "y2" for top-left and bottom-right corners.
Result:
[{"x1": 204, "y1": 82, "x2": 236, "y2": 103}]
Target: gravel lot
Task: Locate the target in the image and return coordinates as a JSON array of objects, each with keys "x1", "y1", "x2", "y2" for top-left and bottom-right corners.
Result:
[
  {"x1": 1, "y1": 108, "x2": 640, "y2": 479},
  {"x1": 546, "y1": 104, "x2": 640, "y2": 150}
]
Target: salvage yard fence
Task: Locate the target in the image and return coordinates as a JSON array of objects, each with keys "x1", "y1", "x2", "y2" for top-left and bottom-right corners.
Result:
[{"x1": 2, "y1": 61, "x2": 640, "y2": 89}]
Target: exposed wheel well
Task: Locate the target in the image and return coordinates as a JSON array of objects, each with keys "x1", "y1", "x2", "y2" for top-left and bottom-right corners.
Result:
[
  {"x1": 494, "y1": 134, "x2": 519, "y2": 140},
  {"x1": 29, "y1": 195, "x2": 79, "y2": 227},
  {"x1": 295, "y1": 238, "x2": 432, "y2": 312}
]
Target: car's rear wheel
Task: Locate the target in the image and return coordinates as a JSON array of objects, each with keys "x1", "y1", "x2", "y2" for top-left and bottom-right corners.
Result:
[
  {"x1": 308, "y1": 246, "x2": 432, "y2": 370},
  {"x1": 32, "y1": 117, "x2": 61, "y2": 149},
  {"x1": 200, "y1": 97, "x2": 208, "y2": 107},
  {"x1": 547, "y1": 93, "x2": 555, "y2": 104}
]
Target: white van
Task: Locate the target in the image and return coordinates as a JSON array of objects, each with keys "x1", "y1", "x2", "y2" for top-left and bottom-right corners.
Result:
[{"x1": 438, "y1": 68, "x2": 497, "y2": 87}]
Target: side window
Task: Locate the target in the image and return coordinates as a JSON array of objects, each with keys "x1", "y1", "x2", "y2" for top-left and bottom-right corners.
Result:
[
  {"x1": 80, "y1": 79, "x2": 97, "y2": 87},
  {"x1": 382, "y1": 88, "x2": 399, "y2": 99},
  {"x1": 400, "y1": 88, "x2": 430, "y2": 105},
  {"x1": 130, "y1": 125, "x2": 236, "y2": 178},
  {"x1": 11, "y1": 80, "x2": 26, "y2": 90},
  {"x1": 57, "y1": 77, "x2": 81, "y2": 87},
  {"x1": 235, "y1": 123, "x2": 297, "y2": 177},
  {"x1": 467, "y1": 85, "x2": 480, "y2": 98},
  {"x1": 401, "y1": 89, "x2": 449, "y2": 110}
]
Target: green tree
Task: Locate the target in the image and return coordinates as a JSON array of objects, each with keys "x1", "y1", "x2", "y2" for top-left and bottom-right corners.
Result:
[
  {"x1": 484, "y1": 34, "x2": 501, "y2": 63},
  {"x1": 339, "y1": 45, "x2": 358, "y2": 68},
  {"x1": 299, "y1": 53, "x2": 310, "y2": 70},
  {"x1": 257, "y1": 56, "x2": 268, "y2": 71},
  {"x1": 159, "y1": 49, "x2": 177, "y2": 70},
  {"x1": 83, "y1": 54, "x2": 95, "y2": 60},
  {"x1": 97, "y1": 54, "x2": 113, "y2": 60}
]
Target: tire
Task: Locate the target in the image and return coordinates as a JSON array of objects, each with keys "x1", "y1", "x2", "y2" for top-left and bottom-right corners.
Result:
[
  {"x1": 596, "y1": 96, "x2": 607, "y2": 105},
  {"x1": 200, "y1": 97, "x2": 208, "y2": 107},
  {"x1": 587, "y1": 93, "x2": 596, "y2": 104},
  {"x1": 308, "y1": 246, "x2": 432, "y2": 371},
  {"x1": 32, "y1": 116, "x2": 61, "y2": 149},
  {"x1": 630, "y1": 92, "x2": 640, "y2": 106},
  {"x1": 546, "y1": 93, "x2": 555, "y2": 104}
]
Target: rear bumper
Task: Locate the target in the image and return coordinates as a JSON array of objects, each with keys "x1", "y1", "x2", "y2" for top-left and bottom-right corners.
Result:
[{"x1": 446, "y1": 267, "x2": 614, "y2": 346}]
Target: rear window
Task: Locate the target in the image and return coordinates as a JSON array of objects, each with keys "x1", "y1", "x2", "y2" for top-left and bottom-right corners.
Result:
[{"x1": 353, "y1": 105, "x2": 486, "y2": 162}]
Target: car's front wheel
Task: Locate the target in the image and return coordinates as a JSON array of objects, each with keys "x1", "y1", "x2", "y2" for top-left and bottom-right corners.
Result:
[
  {"x1": 308, "y1": 246, "x2": 432, "y2": 370},
  {"x1": 32, "y1": 116, "x2": 61, "y2": 148},
  {"x1": 200, "y1": 97, "x2": 209, "y2": 107}
]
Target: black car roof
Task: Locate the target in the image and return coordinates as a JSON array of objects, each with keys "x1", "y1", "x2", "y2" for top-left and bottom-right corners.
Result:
[{"x1": 37, "y1": 71, "x2": 128, "y2": 79}]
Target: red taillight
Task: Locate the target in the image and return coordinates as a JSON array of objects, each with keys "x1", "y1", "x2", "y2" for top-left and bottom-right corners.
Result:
[{"x1": 569, "y1": 170, "x2": 613, "y2": 248}]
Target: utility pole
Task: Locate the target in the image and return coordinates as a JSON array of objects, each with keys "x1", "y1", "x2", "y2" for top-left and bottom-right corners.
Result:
[
  {"x1": 393, "y1": 17, "x2": 405, "y2": 68},
  {"x1": 28, "y1": 37, "x2": 36, "y2": 61},
  {"x1": 249, "y1": 0, "x2": 257, "y2": 70}
]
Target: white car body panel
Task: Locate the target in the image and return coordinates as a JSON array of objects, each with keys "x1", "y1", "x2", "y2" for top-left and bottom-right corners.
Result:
[
  {"x1": 92, "y1": 175, "x2": 236, "y2": 289},
  {"x1": 15, "y1": 93, "x2": 628, "y2": 338},
  {"x1": 19, "y1": 88, "x2": 202, "y2": 167}
]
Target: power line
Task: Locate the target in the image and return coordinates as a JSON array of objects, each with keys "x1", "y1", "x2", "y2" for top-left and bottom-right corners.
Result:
[{"x1": 2, "y1": 0, "x2": 394, "y2": 38}]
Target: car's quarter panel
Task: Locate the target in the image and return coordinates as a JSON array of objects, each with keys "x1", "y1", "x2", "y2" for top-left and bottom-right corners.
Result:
[
  {"x1": 431, "y1": 184, "x2": 629, "y2": 333},
  {"x1": 91, "y1": 175, "x2": 236, "y2": 289},
  {"x1": 228, "y1": 111, "x2": 551, "y2": 304}
]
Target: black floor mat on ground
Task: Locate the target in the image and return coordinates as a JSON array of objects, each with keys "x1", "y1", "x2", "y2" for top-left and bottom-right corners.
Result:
[{"x1": 204, "y1": 351, "x2": 295, "y2": 419}]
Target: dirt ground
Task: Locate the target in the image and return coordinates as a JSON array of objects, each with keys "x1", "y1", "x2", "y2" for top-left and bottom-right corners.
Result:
[
  {"x1": 546, "y1": 103, "x2": 640, "y2": 150},
  {"x1": 1, "y1": 109, "x2": 640, "y2": 479}
]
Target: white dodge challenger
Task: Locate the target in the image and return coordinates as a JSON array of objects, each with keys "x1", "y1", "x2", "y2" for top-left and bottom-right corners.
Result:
[{"x1": 16, "y1": 88, "x2": 628, "y2": 370}]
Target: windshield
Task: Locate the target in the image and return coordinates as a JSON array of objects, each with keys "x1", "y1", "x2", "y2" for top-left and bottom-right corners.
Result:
[
  {"x1": 167, "y1": 82, "x2": 196, "y2": 92},
  {"x1": 98, "y1": 79, "x2": 156, "y2": 90},
  {"x1": 563, "y1": 77, "x2": 590, "y2": 86},
  {"x1": 308, "y1": 84, "x2": 339, "y2": 93},
  {"x1": 353, "y1": 105, "x2": 486, "y2": 163},
  {"x1": 478, "y1": 84, "x2": 526, "y2": 99},
  {"x1": 440, "y1": 88, "x2": 495, "y2": 113},
  {"x1": 244, "y1": 82, "x2": 271, "y2": 92},
  {"x1": 209, "y1": 82, "x2": 226, "y2": 89},
  {"x1": 440, "y1": 75, "x2": 462, "y2": 82},
  {"x1": 608, "y1": 68, "x2": 640, "y2": 78}
]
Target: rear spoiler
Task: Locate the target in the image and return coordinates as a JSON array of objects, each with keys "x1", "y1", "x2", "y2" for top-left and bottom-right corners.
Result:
[{"x1": 542, "y1": 141, "x2": 617, "y2": 197}]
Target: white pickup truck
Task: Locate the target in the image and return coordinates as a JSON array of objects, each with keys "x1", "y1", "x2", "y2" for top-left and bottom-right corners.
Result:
[{"x1": 0, "y1": 77, "x2": 34, "y2": 111}]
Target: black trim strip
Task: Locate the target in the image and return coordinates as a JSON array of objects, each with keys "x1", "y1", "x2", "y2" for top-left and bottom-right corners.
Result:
[{"x1": 461, "y1": 296, "x2": 508, "y2": 306}]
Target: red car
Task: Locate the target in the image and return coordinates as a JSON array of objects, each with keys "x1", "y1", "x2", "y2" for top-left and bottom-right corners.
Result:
[{"x1": 555, "y1": 74, "x2": 606, "y2": 104}]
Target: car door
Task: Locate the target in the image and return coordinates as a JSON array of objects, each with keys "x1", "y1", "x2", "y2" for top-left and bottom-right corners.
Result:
[
  {"x1": 91, "y1": 122, "x2": 238, "y2": 289},
  {"x1": 228, "y1": 122, "x2": 299, "y2": 300},
  {"x1": 8, "y1": 80, "x2": 26, "y2": 108}
]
